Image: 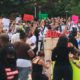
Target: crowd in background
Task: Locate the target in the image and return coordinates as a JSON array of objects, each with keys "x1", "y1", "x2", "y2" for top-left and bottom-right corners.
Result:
[{"x1": 0, "y1": 14, "x2": 80, "y2": 80}]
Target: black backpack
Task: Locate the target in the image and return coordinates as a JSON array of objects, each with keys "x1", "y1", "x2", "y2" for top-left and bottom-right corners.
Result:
[{"x1": 0, "y1": 43, "x2": 17, "y2": 67}]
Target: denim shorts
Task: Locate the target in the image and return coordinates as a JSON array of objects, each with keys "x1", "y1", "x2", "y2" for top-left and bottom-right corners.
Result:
[{"x1": 18, "y1": 67, "x2": 32, "y2": 80}]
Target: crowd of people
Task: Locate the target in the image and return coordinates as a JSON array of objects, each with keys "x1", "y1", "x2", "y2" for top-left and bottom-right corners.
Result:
[{"x1": 0, "y1": 14, "x2": 80, "y2": 80}]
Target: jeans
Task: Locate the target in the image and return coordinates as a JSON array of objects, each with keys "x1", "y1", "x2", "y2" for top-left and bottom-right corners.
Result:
[{"x1": 18, "y1": 67, "x2": 32, "y2": 80}]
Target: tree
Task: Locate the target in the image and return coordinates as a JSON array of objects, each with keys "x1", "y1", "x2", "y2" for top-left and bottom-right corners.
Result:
[{"x1": 0, "y1": 0, "x2": 80, "y2": 17}]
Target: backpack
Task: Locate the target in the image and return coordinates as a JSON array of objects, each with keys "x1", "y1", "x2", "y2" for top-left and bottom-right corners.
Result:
[{"x1": 1, "y1": 43, "x2": 17, "y2": 67}]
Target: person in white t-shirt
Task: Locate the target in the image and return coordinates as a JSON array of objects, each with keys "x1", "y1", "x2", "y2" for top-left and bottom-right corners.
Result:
[
  {"x1": 70, "y1": 20, "x2": 79, "y2": 31},
  {"x1": 15, "y1": 15, "x2": 22, "y2": 24},
  {"x1": 26, "y1": 30, "x2": 37, "y2": 54},
  {"x1": 11, "y1": 29, "x2": 20, "y2": 44},
  {"x1": 38, "y1": 21, "x2": 48, "y2": 53}
]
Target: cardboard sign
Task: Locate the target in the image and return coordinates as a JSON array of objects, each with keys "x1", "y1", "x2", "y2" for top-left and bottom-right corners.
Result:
[
  {"x1": 72, "y1": 15, "x2": 79, "y2": 24},
  {"x1": 39, "y1": 13, "x2": 48, "y2": 20},
  {"x1": 23, "y1": 14, "x2": 34, "y2": 21}
]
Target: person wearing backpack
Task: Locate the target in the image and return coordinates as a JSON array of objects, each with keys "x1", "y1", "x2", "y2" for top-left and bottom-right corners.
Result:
[{"x1": 0, "y1": 33, "x2": 18, "y2": 80}]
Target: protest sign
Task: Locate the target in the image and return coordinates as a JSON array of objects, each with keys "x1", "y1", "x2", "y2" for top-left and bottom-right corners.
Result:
[
  {"x1": 45, "y1": 30, "x2": 61, "y2": 38},
  {"x1": 23, "y1": 14, "x2": 34, "y2": 21},
  {"x1": 39, "y1": 13, "x2": 48, "y2": 20},
  {"x1": 72, "y1": 15, "x2": 79, "y2": 24}
]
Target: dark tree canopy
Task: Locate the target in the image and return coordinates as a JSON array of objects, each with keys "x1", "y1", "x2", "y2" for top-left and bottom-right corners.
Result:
[{"x1": 0, "y1": 0, "x2": 80, "y2": 17}]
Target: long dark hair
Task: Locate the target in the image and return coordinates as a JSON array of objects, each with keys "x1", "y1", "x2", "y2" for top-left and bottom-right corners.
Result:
[
  {"x1": 56, "y1": 35, "x2": 68, "y2": 48},
  {"x1": 69, "y1": 28, "x2": 77, "y2": 39}
]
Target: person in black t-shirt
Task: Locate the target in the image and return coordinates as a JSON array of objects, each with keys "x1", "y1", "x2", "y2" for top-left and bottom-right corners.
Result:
[
  {"x1": 0, "y1": 62, "x2": 7, "y2": 80},
  {"x1": 51, "y1": 35, "x2": 77, "y2": 80},
  {"x1": 13, "y1": 30, "x2": 34, "y2": 80},
  {"x1": 69, "y1": 28, "x2": 78, "y2": 49},
  {"x1": 32, "y1": 51, "x2": 49, "y2": 80},
  {"x1": 0, "y1": 33, "x2": 18, "y2": 80}
]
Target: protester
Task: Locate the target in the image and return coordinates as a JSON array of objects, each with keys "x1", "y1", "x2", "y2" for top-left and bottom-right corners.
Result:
[
  {"x1": 69, "y1": 28, "x2": 78, "y2": 49},
  {"x1": 26, "y1": 29, "x2": 37, "y2": 53},
  {"x1": 13, "y1": 30, "x2": 34, "y2": 80},
  {"x1": 38, "y1": 20, "x2": 48, "y2": 52},
  {"x1": 32, "y1": 50, "x2": 49, "y2": 80},
  {"x1": 0, "y1": 33, "x2": 18, "y2": 80},
  {"x1": 11, "y1": 28, "x2": 23, "y2": 43},
  {"x1": 51, "y1": 35, "x2": 77, "y2": 80},
  {"x1": 15, "y1": 15, "x2": 22, "y2": 24}
]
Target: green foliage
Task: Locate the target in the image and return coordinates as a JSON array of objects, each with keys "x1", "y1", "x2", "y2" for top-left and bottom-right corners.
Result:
[
  {"x1": 0, "y1": 0, "x2": 80, "y2": 17},
  {"x1": 70, "y1": 0, "x2": 80, "y2": 15}
]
